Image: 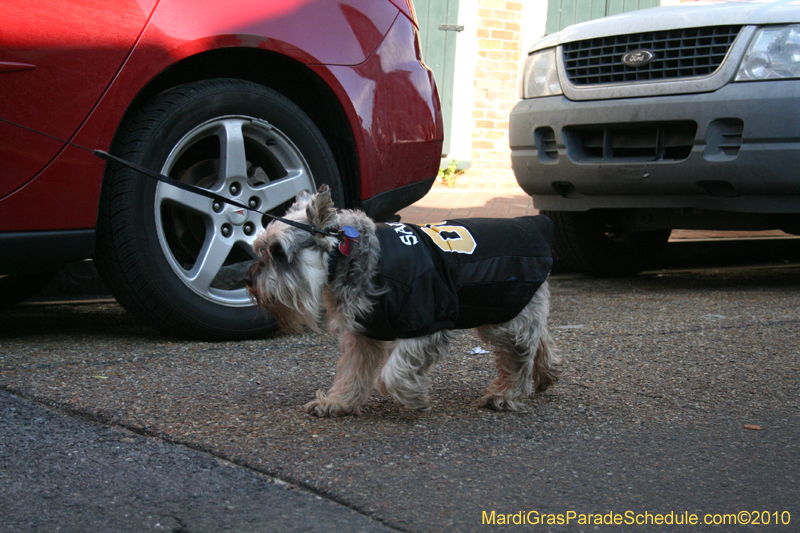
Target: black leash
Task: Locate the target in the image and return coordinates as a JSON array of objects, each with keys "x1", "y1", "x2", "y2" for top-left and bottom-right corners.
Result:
[{"x1": 0, "y1": 116, "x2": 340, "y2": 238}]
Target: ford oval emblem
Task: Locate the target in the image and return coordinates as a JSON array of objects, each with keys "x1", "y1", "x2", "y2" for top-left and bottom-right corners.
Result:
[{"x1": 622, "y1": 49, "x2": 655, "y2": 67}]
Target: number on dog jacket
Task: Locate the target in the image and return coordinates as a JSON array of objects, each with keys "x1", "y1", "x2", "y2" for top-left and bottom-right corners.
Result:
[{"x1": 357, "y1": 216, "x2": 553, "y2": 341}]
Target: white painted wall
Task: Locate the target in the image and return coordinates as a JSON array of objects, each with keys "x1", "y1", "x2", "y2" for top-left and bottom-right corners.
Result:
[
  {"x1": 444, "y1": 0, "x2": 479, "y2": 163},
  {"x1": 521, "y1": 0, "x2": 550, "y2": 55}
]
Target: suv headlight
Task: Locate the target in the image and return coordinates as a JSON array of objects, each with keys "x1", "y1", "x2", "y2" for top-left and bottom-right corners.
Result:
[
  {"x1": 735, "y1": 24, "x2": 800, "y2": 81},
  {"x1": 522, "y1": 48, "x2": 563, "y2": 98}
]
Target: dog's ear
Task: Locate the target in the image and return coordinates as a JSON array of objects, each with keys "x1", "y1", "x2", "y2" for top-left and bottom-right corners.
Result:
[
  {"x1": 306, "y1": 183, "x2": 337, "y2": 229},
  {"x1": 288, "y1": 190, "x2": 313, "y2": 213}
]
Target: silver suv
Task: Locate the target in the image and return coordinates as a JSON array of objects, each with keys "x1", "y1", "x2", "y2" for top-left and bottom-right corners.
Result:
[{"x1": 510, "y1": 0, "x2": 800, "y2": 275}]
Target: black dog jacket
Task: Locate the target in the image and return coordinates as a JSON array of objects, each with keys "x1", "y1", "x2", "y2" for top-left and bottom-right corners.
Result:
[{"x1": 357, "y1": 216, "x2": 553, "y2": 341}]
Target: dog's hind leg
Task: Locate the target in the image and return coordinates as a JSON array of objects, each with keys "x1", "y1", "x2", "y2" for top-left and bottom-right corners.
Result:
[
  {"x1": 304, "y1": 331, "x2": 387, "y2": 417},
  {"x1": 477, "y1": 281, "x2": 559, "y2": 411},
  {"x1": 377, "y1": 331, "x2": 451, "y2": 411}
]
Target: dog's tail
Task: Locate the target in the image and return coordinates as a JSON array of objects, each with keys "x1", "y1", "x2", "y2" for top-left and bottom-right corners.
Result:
[{"x1": 533, "y1": 329, "x2": 560, "y2": 393}]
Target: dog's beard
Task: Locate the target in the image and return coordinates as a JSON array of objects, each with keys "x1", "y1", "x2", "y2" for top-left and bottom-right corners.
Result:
[{"x1": 252, "y1": 248, "x2": 328, "y2": 333}]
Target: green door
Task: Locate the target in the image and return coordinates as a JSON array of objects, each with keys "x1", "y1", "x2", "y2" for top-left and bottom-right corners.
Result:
[
  {"x1": 415, "y1": 0, "x2": 460, "y2": 156},
  {"x1": 546, "y1": 0, "x2": 659, "y2": 35}
]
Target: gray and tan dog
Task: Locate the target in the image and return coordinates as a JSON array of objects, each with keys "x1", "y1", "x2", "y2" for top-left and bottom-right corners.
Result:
[{"x1": 245, "y1": 185, "x2": 559, "y2": 417}]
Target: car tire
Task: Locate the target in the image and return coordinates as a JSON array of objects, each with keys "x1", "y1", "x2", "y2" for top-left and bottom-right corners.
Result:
[
  {"x1": 95, "y1": 79, "x2": 344, "y2": 340},
  {"x1": 542, "y1": 210, "x2": 670, "y2": 277}
]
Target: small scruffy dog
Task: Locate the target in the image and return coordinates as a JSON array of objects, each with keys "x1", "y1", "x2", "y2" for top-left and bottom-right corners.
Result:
[{"x1": 245, "y1": 185, "x2": 559, "y2": 417}]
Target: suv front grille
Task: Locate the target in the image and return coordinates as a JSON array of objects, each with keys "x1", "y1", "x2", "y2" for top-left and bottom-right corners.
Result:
[{"x1": 562, "y1": 25, "x2": 742, "y2": 86}]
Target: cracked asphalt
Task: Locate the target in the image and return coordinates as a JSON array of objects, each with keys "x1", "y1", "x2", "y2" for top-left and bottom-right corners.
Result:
[{"x1": 1, "y1": 266, "x2": 799, "y2": 532}]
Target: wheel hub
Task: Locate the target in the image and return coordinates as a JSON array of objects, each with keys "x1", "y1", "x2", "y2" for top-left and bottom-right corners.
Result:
[
  {"x1": 154, "y1": 114, "x2": 317, "y2": 306},
  {"x1": 224, "y1": 205, "x2": 248, "y2": 226}
]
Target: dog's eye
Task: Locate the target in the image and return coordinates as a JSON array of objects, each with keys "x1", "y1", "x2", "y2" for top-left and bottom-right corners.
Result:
[{"x1": 269, "y1": 241, "x2": 285, "y2": 260}]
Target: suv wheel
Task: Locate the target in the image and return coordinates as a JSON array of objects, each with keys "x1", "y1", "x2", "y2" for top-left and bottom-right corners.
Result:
[
  {"x1": 95, "y1": 79, "x2": 344, "y2": 340},
  {"x1": 543, "y1": 210, "x2": 670, "y2": 277}
]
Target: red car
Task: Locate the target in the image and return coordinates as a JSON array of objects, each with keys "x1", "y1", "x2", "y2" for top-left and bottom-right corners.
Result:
[{"x1": 0, "y1": 0, "x2": 443, "y2": 339}]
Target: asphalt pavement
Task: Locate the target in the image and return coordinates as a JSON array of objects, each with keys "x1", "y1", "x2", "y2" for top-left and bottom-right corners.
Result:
[
  {"x1": 2, "y1": 265, "x2": 799, "y2": 532},
  {"x1": 0, "y1": 389, "x2": 396, "y2": 533}
]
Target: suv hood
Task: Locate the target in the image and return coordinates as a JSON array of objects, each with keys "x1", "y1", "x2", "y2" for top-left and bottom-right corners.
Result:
[{"x1": 530, "y1": 0, "x2": 800, "y2": 52}]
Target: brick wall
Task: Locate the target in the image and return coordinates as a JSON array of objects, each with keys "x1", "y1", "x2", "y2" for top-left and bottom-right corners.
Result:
[{"x1": 461, "y1": 0, "x2": 523, "y2": 189}]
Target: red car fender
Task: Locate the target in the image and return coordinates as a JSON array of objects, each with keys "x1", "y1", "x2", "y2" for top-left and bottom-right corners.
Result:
[{"x1": 309, "y1": 13, "x2": 443, "y2": 200}]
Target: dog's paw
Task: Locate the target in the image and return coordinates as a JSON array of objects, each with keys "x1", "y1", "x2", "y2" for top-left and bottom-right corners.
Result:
[
  {"x1": 303, "y1": 391, "x2": 360, "y2": 417},
  {"x1": 398, "y1": 396, "x2": 432, "y2": 412},
  {"x1": 480, "y1": 395, "x2": 521, "y2": 412},
  {"x1": 377, "y1": 373, "x2": 431, "y2": 411},
  {"x1": 533, "y1": 369, "x2": 560, "y2": 394}
]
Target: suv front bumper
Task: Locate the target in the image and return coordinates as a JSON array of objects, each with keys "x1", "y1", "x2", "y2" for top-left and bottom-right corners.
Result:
[{"x1": 510, "y1": 79, "x2": 800, "y2": 213}]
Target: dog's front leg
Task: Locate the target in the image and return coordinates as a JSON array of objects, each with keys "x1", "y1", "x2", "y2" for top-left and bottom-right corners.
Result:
[{"x1": 304, "y1": 331, "x2": 387, "y2": 417}]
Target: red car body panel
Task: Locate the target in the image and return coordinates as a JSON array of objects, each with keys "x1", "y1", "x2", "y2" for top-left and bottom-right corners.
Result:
[
  {"x1": 0, "y1": 0, "x2": 159, "y2": 198},
  {"x1": 0, "y1": 0, "x2": 442, "y2": 233}
]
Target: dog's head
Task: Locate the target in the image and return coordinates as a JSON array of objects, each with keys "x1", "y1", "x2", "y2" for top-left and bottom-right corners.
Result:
[{"x1": 245, "y1": 184, "x2": 339, "y2": 333}]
